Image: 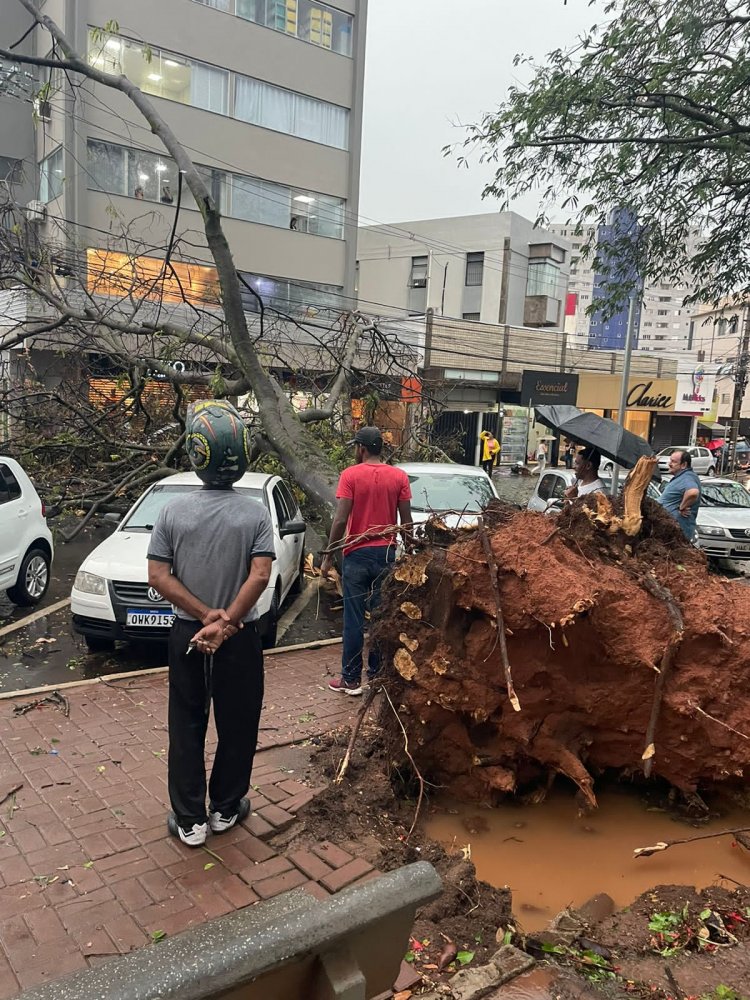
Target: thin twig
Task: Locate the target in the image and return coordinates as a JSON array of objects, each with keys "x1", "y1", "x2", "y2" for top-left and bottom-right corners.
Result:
[
  {"x1": 640, "y1": 574, "x2": 684, "y2": 778},
  {"x1": 478, "y1": 517, "x2": 521, "y2": 712},
  {"x1": 540, "y1": 525, "x2": 560, "y2": 546},
  {"x1": 0, "y1": 783, "x2": 22, "y2": 808},
  {"x1": 381, "y1": 685, "x2": 424, "y2": 843},
  {"x1": 688, "y1": 699, "x2": 750, "y2": 741},
  {"x1": 334, "y1": 684, "x2": 378, "y2": 784},
  {"x1": 634, "y1": 825, "x2": 750, "y2": 859}
]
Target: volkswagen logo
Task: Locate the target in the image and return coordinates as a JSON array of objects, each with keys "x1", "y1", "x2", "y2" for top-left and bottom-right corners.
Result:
[
  {"x1": 745, "y1": 529, "x2": 750, "y2": 538},
  {"x1": 147, "y1": 587, "x2": 164, "y2": 603}
]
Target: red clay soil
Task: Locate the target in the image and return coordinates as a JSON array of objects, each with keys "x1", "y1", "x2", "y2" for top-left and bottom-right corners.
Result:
[{"x1": 374, "y1": 495, "x2": 750, "y2": 806}]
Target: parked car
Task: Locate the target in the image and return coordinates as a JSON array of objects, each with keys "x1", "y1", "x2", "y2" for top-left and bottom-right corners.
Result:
[
  {"x1": 528, "y1": 468, "x2": 661, "y2": 513},
  {"x1": 0, "y1": 457, "x2": 53, "y2": 606},
  {"x1": 691, "y1": 477, "x2": 750, "y2": 563},
  {"x1": 71, "y1": 472, "x2": 305, "y2": 652},
  {"x1": 396, "y1": 462, "x2": 499, "y2": 532},
  {"x1": 656, "y1": 446, "x2": 716, "y2": 476}
]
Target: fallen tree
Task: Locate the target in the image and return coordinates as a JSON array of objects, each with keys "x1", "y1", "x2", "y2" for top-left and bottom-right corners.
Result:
[{"x1": 374, "y1": 458, "x2": 750, "y2": 808}]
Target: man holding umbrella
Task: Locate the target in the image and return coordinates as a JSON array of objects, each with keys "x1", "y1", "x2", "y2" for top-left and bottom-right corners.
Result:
[{"x1": 563, "y1": 447, "x2": 605, "y2": 499}]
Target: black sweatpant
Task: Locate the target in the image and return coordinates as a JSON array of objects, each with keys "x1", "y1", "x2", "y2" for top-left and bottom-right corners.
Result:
[
  {"x1": 168, "y1": 617, "x2": 264, "y2": 827},
  {"x1": 481, "y1": 459, "x2": 495, "y2": 477}
]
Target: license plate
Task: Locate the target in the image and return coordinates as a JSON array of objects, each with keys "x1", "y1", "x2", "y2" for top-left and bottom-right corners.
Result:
[
  {"x1": 733, "y1": 544, "x2": 750, "y2": 553},
  {"x1": 126, "y1": 609, "x2": 175, "y2": 627}
]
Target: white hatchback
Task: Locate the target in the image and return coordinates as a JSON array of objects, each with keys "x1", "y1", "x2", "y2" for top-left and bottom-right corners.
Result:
[
  {"x1": 656, "y1": 446, "x2": 716, "y2": 476},
  {"x1": 0, "y1": 456, "x2": 54, "y2": 605},
  {"x1": 71, "y1": 472, "x2": 305, "y2": 651},
  {"x1": 396, "y1": 462, "x2": 499, "y2": 531}
]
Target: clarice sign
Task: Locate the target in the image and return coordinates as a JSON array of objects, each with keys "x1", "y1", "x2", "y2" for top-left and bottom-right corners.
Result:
[{"x1": 521, "y1": 370, "x2": 579, "y2": 406}]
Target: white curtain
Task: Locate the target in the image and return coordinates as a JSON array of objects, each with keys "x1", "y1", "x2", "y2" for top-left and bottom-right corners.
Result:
[{"x1": 191, "y1": 62, "x2": 228, "y2": 114}]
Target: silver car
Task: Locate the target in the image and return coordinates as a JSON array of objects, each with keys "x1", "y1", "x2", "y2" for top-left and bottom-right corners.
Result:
[
  {"x1": 656, "y1": 446, "x2": 716, "y2": 477},
  {"x1": 528, "y1": 469, "x2": 661, "y2": 513},
  {"x1": 694, "y1": 478, "x2": 750, "y2": 562}
]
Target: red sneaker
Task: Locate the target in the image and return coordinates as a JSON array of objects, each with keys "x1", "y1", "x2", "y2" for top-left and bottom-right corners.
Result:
[{"x1": 328, "y1": 676, "x2": 363, "y2": 696}]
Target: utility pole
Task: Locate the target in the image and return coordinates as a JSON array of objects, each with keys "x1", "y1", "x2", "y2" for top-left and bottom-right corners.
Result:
[
  {"x1": 726, "y1": 304, "x2": 750, "y2": 477},
  {"x1": 610, "y1": 293, "x2": 637, "y2": 496}
]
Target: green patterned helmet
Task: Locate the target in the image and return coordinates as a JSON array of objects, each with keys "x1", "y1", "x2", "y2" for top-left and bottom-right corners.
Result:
[{"x1": 186, "y1": 399, "x2": 250, "y2": 486}]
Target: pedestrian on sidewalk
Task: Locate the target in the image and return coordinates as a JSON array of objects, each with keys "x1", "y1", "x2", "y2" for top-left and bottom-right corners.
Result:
[
  {"x1": 147, "y1": 400, "x2": 275, "y2": 847},
  {"x1": 479, "y1": 429, "x2": 500, "y2": 477},
  {"x1": 321, "y1": 426, "x2": 412, "y2": 696},
  {"x1": 531, "y1": 439, "x2": 548, "y2": 475}
]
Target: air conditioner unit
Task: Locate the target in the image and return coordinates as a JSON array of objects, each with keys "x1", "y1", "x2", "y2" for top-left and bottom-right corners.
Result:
[{"x1": 24, "y1": 201, "x2": 47, "y2": 223}]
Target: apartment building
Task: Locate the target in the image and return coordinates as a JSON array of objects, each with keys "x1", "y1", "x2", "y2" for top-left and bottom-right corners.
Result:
[
  {"x1": 357, "y1": 212, "x2": 570, "y2": 328},
  {"x1": 550, "y1": 221, "x2": 699, "y2": 354},
  {"x1": 1, "y1": 0, "x2": 365, "y2": 324}
]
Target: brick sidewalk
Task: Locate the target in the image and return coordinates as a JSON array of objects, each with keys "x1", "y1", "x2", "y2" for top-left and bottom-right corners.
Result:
[{"x1": 0, "y1": 645, "x2": 375, "y2": 997}]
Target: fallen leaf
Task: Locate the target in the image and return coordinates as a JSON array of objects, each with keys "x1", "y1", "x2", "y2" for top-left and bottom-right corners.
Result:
[
  {"x1": 96, "y1": 766, "x2": 106, "y2": 774},
  {"x1": 204, "y1": 862, "x2": 215, "y2": 871},
  {"x1": 150, "y1": 930, "x2": 167, "y2": 942},
  {"x1": 456, "y1": 950, "x2": 475, "y2": 966},
  {"x1": 83, "y1": 861, "x2": 94, "y2": 869}
]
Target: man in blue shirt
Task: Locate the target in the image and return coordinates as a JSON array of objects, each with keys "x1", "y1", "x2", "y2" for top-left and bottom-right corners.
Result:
[{"x1": 658, "y1": 450, "x2": 702, "y2": 540}]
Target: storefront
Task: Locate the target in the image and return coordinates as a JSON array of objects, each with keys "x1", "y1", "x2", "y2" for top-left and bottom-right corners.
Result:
[{"x1": 576, "y1": 374, "x2": 679, "y2": 444}]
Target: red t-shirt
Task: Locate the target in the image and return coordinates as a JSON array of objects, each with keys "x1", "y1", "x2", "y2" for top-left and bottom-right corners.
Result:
[{"x1": 336, "y1": 462, "x2": 412, "y2": 556}]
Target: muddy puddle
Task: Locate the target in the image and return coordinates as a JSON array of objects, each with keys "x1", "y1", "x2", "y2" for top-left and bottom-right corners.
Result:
[{"x1": 426, "y1": 786, "x2": 750, "y2": 931}]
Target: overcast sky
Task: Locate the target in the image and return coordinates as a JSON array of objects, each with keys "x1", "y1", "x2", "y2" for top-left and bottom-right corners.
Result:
[{"x1": 358, "y1": 0, "x2": 596, "y2": 225}]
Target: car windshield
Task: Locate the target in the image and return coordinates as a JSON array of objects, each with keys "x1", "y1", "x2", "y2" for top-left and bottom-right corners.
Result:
[
  {"x1": 700, "y1": 482, "x2": 750, "y2": 509},
  {"x1": 408, "y1": 473, "x2": 495, "y2": 513},
  {"x1": 122, "y1": 484, "x2": 264, "y2": 530}
]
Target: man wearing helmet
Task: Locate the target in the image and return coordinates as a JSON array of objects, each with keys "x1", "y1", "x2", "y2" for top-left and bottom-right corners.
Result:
[{"x1": 147, "y1": 400, "x2": 275, "y2": 847}]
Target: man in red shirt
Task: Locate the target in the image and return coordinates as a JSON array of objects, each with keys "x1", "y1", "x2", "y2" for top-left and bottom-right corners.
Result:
[{"x1": 321, "y1": 426, "x2": 412, "y2": 695}]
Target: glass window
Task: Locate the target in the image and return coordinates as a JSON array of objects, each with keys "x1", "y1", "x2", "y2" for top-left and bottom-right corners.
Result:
[
  {"x1": 123, "y1": 483, "x2": 263, "y2": 530},
  {"x1": 537, "y1": 474, "x2": 555, "y2": 501},
  {"x1": 279, "y1": 481, "x2": 299, "y2": 518},
  {"x1": 0, "y1": 465, "x2": 22, "y2": 501},
  {"x1": 410, "y1": 256, "x2": 428, "y2": 287},
  {"x1": 0, "y1": 156, "x2": 23, "y2": 186},
  {"x1": 236, "y1": 0, "x2": 353, "y2": 55},
  {"x1": 235, "y1": 73, "x2": 348, "y2": 148},
  {"x1": 407, "y1": 472, "x2": 495, "y2": 513},
  {"x1": 190, "y1": 60, "x2": 229, "y2": 114},
  {"x1": 88, "y1": 140, "x2": 128, "y2": 195},
  {"x1": 272, "y1": 484, "x2": 292, "y2": 524},
  {"x1": 40, "y1": 147, "x2": 63, "y2": 202},
  {"x1": 195, "y1": 0, "x2": 231, "y2": 8},
  {"x1": 465, "y1": 251, "x2": 484, "y2": 286},
  {"x1": 527, "y1": 261, "x2": 560, "y2": 296}
]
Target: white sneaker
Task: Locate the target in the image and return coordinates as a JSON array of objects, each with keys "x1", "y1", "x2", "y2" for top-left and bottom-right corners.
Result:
[
  {"x1": 167, "y1": 813, "x2": 208, "y2": 847},
  {"x1": 209, "y1": 796, "x2": 250, "y2": 834}
]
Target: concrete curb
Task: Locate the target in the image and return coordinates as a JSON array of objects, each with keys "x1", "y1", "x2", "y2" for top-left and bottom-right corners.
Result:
[
  {"x1": 0, "y1": 597, "x2": 71, "y2": 639},
  {"x1": 0, "y1": 635, "x2": 342, "y2": 701}
]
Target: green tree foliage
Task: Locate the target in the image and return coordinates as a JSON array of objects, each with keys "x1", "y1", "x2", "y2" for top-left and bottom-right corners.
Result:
[{"x1": 458, "y1": 0, "x2": 750, "y2": 315}]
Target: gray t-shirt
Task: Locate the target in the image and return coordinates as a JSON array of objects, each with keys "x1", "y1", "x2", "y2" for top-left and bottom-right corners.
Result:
[{"x1": 147, "y1": 488, "x2": 275, "y2": 622}]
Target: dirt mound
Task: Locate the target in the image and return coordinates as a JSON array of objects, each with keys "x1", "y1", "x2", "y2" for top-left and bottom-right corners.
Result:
[{"x1": 373, "y1": 467, "x2": 750, "y2": 806}]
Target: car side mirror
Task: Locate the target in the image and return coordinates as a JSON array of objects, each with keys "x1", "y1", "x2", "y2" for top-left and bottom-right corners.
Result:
[{"x1": 279, "y1": 519, "x2": 305, "y2": 537}]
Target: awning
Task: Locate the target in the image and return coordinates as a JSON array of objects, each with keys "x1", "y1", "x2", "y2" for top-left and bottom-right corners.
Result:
[{"x1": 698, "y1": 420, "x2": 727, "y2": 433}]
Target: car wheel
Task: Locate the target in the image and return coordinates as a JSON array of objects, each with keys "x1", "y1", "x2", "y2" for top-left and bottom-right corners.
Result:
[
  {"x1": 7, "y1": 548, "x2": 50, "y2": 606},
  {"x1": 84, "y1": 635, "x2": 116, "y2": 653},
  {"x1": 289, "y1": 548, "x2": 305, "y2": 595},
  {"x1": 707, "y1": 466, "x2": 716, "y2": 477},
  {"x1": 261, "y1": 584, "x2": 281, "y2": 649}
]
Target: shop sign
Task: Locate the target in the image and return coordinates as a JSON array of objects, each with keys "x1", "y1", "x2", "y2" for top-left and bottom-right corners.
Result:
[
  {"x1": 675, "y1": 366, "x2": 716, "y2": 415},
  {"x1": 576, "y1": 373, "x2": 677, "y2": 412},
  {"x1": 626, "y1": 381, "x2": 673, "y2": 409},
  {"x1": 521, "y1": 369, "x2": 579, "y2": 406}
]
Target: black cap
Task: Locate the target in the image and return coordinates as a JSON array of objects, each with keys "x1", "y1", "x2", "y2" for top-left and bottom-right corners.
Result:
[{"x1": 348, "y1": 426, "x2": 383, "y2": 449}]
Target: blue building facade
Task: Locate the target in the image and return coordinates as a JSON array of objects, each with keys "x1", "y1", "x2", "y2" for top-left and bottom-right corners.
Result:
[{"x1": 587, "y1": 210, "x2": 643, "y2": 350}]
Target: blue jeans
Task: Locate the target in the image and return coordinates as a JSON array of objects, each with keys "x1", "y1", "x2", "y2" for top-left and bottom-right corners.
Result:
[{"x1": 341, "y1": 546, "x2": 395, "y2": 685}]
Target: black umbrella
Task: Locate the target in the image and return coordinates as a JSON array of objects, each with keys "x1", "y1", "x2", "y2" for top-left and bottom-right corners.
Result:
[{"x1": 533, "y1": 404, "x2": 655, "y2": 470}]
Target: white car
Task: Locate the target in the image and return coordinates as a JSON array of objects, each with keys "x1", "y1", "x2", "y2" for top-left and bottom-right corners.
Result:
[
  {"x1": 71, "y1": 472, "x2": 305, "y2": 652},
  {"x1": 656, "y1": 446, "x2": 716, "y2": 477},
  {"x1": 396, "y1": 462, "x2": 499, "y2": 531},
  {"x1": 688, "y1": 478, "x2": 750, "y2": 563},
  {"x1": 0, "y1": 456, "x2": 54, "y2": 605},
  {"x1": 528, "y1": 468, "x2": 661, "y2": 513}
]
